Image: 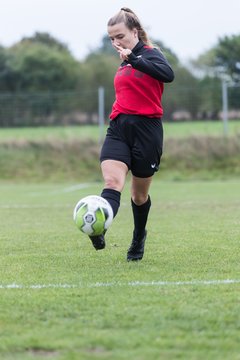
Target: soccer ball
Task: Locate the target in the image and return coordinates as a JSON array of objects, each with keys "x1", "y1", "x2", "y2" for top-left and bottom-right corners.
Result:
[{"x1": 73, "y1": 195, "x2": 113, "y2": 236}]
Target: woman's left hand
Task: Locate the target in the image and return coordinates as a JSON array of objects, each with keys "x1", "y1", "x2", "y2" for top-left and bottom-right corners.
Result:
[{"x1": 113, "y1": 44, "x2": 132, "y2": 61}]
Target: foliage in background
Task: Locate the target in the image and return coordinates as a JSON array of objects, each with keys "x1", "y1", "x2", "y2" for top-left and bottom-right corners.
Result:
[
  {"x1": 194, "y1": 34, "x2": 240, "y2": 82},
  {"x1": 0, "y1": 32, "x2": 240, "y2": 126},
  {"x1": 163, "y1": 66, "x2": 200, "y2": 119},
  {"x1": 0, "y1": 123, "x2": 240, "y2": 182},
  {"x1": 192, "y1": 34, "x2": 240, "y2": 112},
  {"x1": 5, "y1": 35, "x2": 80, "y2": 92}
]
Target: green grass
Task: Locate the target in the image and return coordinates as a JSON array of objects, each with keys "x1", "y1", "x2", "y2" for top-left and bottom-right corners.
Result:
[
  {"x1": 0, "y1": 180, "x2": 239, "y2": 359},
  {"x1": 163, "y1": 119, "x2": 240, "y2": 138},
  {"x1": 1, "y1": 121, "x2": 240, "y2": 182},
  {"x1": 0, "y1": 125, "x2": 104, "y2": 142},
  {"x1": 0, "y1": 120, "x2": 240, "y2": 142}
]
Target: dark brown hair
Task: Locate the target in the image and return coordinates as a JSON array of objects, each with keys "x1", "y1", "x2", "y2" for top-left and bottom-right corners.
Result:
[{"x1": 107, "y1": 7, "x2": 153, "y2": 47}]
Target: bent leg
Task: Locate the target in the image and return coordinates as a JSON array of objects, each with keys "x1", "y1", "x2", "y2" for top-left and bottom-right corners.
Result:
[
  {"x1": 89, "y1": 160, "x2": 128, "y2": 250},
  {"x1": 101, "y1": 159, "x2": 128, "y2": 192},
  {"x1": 100, "y1": 159, "x2": 128, "y2": 218}
]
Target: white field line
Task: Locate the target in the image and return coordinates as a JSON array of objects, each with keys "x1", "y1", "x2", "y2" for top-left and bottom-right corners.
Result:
[
  {"x1": 0, "y1": 204, "x2": 73, "y2": 209},
  {"x1": 18, "y1": 182, "x2": 94, "y2": 198},
  {"x1": 0, "y1": 279, "x2": 240, "y2": 290},
  {"x1": 52, "y1": 183, "x2": 93, "y2": 194},
  {"x1": 0, "y1": 183, "x2": 97, "y2": 209}
]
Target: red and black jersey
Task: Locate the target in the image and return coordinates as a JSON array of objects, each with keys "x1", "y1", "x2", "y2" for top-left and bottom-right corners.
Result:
[{"x1": 110, "y1": 40, "x2": 174, "y2": 120}]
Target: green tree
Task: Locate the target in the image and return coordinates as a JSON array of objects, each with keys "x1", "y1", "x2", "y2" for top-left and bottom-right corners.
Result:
[
  {"x1": 193, "y1": 34, "x2": 240, "y2": 112},
  {"x1": 0, "y1": 33, "x2": 82, "y2": 126},
  {"x1": 77, "y1": 53, "x2": 120, "y2": 121},
  {"x1": 0, "y1": 46, "x2": 9, "y2": 91},
  {"x1": 94, "y1": 35, "x2": 117, "y2": 57},
  {"x1": 215, "y1": 34, "x2": 240, "y2": 82},
  {"x1": 163, "y1": 66, "x2": 200, "y2": 120},
  {"x1": 8, "y1": 40, "x2": 79, "y2": 92},
  {"x1": 197, "y1": 76, "x2": 222, "y2": 119},
  {"x1": 20, "y1": 32, "x2": 70, "y2": 53},
  {"x1": 153, "y1": 39, "x2": 179, "y2": 67},
  {"x1": 193, "y1": 34, "x2": 240, "y2": 82}
]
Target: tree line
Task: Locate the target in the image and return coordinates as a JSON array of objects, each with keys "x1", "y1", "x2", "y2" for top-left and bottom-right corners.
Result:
[{"x1": 0, "y1": 32, "x2": 239, "y2": 126}]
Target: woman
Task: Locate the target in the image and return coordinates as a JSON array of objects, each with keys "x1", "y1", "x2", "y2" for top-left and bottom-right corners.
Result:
[{"x1": 89, "y1": 7, "x2": 174, "y2": 261}]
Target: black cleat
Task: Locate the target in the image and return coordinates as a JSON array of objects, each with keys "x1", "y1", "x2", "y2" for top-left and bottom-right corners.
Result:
[
  {"x1": 127, "y1": 230, "x2": 147, "y2": 261},
  {"x1": 89, "y1": 233, "x2": 105, "y2": 250}
]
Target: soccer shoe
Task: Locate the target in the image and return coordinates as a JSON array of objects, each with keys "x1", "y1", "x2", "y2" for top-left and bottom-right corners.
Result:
[
  {"x1": 89, "y1": 233, "x2": 105, "y2": 250},
  {"x1": 127, "y1": 230, "x2": 147, "y2": 261}
]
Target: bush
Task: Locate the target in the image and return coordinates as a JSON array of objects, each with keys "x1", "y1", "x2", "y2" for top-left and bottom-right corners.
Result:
[{"x1": 0, "y1": 135, "x2": 240, "y2": 181}]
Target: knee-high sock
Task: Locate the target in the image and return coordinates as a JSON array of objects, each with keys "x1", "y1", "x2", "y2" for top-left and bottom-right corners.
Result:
[
  {"x1": 101, "y1": 188, "x2": 121, "y2": 218},
  {"x1": 131, "y1": 196, "x2": 151, "y2": 239}
]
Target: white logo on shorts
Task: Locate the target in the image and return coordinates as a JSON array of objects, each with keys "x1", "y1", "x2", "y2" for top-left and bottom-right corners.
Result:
[{"x1": 151, "y1": 163, "x2": 156, "y2": 169}]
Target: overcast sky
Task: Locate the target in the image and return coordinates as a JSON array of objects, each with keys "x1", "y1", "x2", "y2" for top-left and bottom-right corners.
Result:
[{"x1": 1, "y1": 0, "x2": 239, "y2": 62}]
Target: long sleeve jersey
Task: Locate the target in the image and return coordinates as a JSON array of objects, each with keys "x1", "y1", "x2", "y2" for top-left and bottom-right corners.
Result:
[{"x1": 110, "y1": 40, "x2": 174, "y2": 120}]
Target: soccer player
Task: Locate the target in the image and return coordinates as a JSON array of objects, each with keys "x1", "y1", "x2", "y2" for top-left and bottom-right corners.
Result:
[{"x1": 89, "y1": 7, "x2": 174, "y2": 260}]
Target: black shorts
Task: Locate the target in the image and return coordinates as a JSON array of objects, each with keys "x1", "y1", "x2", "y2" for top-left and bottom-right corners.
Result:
[{"x1": 100, "y1": 114, "x2": 163, "y2": 178}]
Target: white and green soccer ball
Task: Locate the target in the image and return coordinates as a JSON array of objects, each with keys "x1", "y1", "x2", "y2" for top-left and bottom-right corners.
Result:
[{"x1": 73, "y1": 195, "x2": 113, "y2": 236}]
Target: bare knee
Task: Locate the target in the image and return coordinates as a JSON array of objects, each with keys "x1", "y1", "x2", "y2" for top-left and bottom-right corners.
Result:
[
  {"x1": 101, "y1": 160, "x2": 128, "y2": 192},
  {"x1": 131, "y1": 176, "x2": 152, "y2": 205},
  {"x1": 131, "y1": 192, "x2": 148, "y2": 206},
  {"x1": 103, "y1": 174, "x2": 122, "y2": 191}
]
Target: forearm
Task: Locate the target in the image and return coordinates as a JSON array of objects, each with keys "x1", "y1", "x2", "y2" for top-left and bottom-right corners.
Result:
[{"x1": 128, "y1": 52, "x2": 174, "y2": 83}]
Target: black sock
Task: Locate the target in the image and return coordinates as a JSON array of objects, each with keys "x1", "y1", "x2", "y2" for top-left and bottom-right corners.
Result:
[
  {"x1": 101, "y1": 188, "x2": 121, "y2": 218},
  {"x1": 131, "y1": 196, "x2": 151, "y2": 239}
]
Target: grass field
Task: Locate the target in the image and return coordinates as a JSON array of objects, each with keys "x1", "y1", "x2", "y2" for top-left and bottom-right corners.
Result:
[
  {"x1": 0, "y1": 180, "x2": 239, "y2": 359},
  {"x1": 0, "y1": 120, "x2": 240, "y2": 142},
  {"x1": 1, "y1": 121, "x2": 240, "y2": 182}
]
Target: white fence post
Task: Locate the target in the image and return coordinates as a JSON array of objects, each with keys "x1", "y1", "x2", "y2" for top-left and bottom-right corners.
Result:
[{"x1": 221, "y1": 80, "x2": 228, "y2": 135}]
